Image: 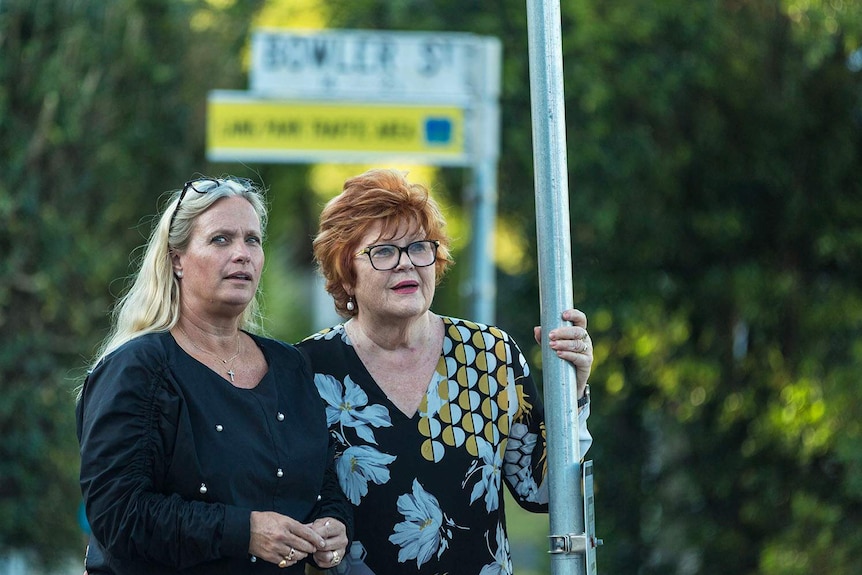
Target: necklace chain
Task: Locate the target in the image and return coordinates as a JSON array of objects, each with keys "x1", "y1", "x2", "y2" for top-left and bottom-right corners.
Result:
[{"x1": 177, "y1": 325, "x2": 242, "y2": 382}]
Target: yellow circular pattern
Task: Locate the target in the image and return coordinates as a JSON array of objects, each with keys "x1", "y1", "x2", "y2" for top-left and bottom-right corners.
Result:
[{"x1": 417, "y1": 318, "x2": 530, "y2": 463}]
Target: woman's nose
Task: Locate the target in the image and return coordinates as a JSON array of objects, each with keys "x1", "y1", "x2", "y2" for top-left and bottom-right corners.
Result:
[{"x1": 394, "y1": 249, "x2": 414, "y2": 269}]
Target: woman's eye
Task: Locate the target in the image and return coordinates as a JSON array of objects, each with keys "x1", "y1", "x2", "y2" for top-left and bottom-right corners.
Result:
[{"x1": 372, "y1": 246, "x2": 396, "y2": 258}]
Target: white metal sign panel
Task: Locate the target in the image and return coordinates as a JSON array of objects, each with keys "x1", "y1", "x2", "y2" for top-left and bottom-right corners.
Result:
[{"x1": 250, "y1": 29, "x2": 500, "y2": 103}]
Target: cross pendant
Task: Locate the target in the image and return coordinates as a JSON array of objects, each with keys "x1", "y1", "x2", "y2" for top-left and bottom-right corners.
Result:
[{"x1": 227, "y1": 369, "x2": 235, "y2": 383}]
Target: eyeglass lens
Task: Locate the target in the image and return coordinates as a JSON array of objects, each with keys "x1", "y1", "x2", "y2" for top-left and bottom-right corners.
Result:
[{"x1": 366, "y1": 241, "x2": 437, "y2": 270}]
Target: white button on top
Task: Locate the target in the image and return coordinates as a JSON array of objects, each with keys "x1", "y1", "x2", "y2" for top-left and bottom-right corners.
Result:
[
  {"x1": 215, "y1": 424, "x2": 223, "y2": 432},
  {"x1": 276, "y1": 468, "x2": 284, "y2": 478},
  {"x1": 277, "y1": 412, "x2": 285, "y2": 421}
]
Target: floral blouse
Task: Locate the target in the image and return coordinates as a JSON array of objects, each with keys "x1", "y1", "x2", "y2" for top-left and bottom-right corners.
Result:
[{"x1": 298, "y1": 316, "x2": 591, "y2": 575}]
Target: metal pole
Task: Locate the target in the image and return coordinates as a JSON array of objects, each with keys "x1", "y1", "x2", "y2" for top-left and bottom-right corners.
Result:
[
  {"x1": 525, "y1": 2, "x2": 585, "y2": 575},
  {"x1": 467, "y1": 158, "x2": 498, "y2": 325},
  {"x1": 466, "y1": 37, "x2": 502, "y2": 326}
]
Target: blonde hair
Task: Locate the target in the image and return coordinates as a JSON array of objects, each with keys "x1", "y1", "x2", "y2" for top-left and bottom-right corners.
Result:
[
  {"x1": 88, "y1": 177, "x2": 268, "y2": 373},
  {"x1": 313, "y1": 168, "x2": 453, "y2": 317}
]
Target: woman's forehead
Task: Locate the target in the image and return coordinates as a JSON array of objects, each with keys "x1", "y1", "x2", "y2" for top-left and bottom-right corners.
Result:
[
  {"x1": 365, "y1": 220, "x2": 425, "y2": 243},
  {"x1": 195, "y1": 197, "x2": 261, "y2": 232}
]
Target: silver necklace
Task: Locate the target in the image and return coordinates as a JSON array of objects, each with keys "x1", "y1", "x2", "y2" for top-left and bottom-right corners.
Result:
[{"x1": 178, "y1": 325, "x2": 242, "y2": 382}]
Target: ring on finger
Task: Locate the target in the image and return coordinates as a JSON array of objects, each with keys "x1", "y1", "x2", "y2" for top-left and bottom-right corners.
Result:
[
  {"x1": 331, "y1": 550, "x2": 341, "y2": 565},
  {"x1": 278, "y1": 559, "x2": 288, "y2": 569},
  {"x1": 286, "y1": 548, "x2": 296, "y2": 561}
]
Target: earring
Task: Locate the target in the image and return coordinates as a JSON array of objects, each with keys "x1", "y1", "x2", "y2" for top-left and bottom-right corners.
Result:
[
  {"x1": 175, "y1": 270, "x2": 183, "y2": 279},
  {"x1": 346, "y1": 297, "x2": 355, "y2": 312}
]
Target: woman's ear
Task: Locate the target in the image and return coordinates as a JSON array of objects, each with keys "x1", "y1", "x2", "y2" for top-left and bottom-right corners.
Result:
[{"x1": 172, "y1": 252, "x2": 183, "y2": 279}]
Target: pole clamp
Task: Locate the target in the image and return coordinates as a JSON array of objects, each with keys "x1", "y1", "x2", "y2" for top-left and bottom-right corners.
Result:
[{"x1": 548, "y1": 533, "x2": 587, "y2": 555}]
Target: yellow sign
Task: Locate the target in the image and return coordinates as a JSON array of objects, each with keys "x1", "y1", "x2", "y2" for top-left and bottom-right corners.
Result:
[{"x1": 207, "y1": 93, "x2": 468, "y2": 164}]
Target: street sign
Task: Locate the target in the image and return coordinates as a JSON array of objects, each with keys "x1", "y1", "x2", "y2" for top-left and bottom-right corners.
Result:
[
  {"x1": 205, "y1": 28, "x2": 502, "y2": 324},
  {"x1": 207, "y1": 91, "x2": 468, "y2": 165},
  {"x1": 250, "y1": 29, "x2": 501, "y2": 103}
]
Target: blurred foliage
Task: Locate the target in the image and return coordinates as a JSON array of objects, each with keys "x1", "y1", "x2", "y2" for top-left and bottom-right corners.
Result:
[
  {"x1": 0, "y1": 0, "x2": 264, "y2": 566},
  {"x1": 1, "y1": 0, "x2": 861, "y2": 574},
  {"x1": 324, "y1": 1, "x2": 862, "y2": 574}
]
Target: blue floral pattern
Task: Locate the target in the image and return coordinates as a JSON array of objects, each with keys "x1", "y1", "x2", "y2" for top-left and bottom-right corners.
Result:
[
  {"x1": 313, "y1": 369, "x2": 395, "y2": 505},
  {"x1": 298, "y1": 318, "x2": 591, "y2": 575},
  {"x1": 388, "y1": 478, "x2": 460, "y2": 568},
  {"x1": 478, "y1": 522, "x2": 513, "y2": 575},
  {"x1": 336, "y1": 445, "x2": 397, "y2": 505},
  {"x1": 463, "y1": 437, "x2": 503, "y2": 513},
  {"x1": 315, "y1": 373, "x2": 392, "y2": 444}
]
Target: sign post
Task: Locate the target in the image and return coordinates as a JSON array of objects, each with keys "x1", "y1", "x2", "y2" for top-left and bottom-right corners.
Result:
[
  {"x1": 207, "y1": 29, "x2": 501, "y2": 325},
  {"x1": 526, "y1": 2, "x2": 600, "y2": 575}
]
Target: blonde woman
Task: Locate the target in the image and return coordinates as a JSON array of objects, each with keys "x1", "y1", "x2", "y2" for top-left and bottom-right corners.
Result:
[{"x1": 77, "y1": 177, "x2": 350, "y2": 574}]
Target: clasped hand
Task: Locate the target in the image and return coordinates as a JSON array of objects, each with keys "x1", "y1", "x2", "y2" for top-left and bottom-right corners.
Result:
[{"x1": 250, "y1": 511, "x2": 348, "y2": 568}]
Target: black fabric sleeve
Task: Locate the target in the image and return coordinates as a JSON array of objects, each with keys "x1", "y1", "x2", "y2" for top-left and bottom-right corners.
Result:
[
  {"x1": 296, "y1": 347, "x2": 354, "y2": 542},
  {"x1": 77, "y1": 341, "x2": 250, "y2": 569},
  {"x1": 309, "y1": 433, "x2": 354, "y2": 542}
]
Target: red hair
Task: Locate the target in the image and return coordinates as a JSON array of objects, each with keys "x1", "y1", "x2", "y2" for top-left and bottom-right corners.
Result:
[{"x1": 313, "y1": 169, "x2": 453, "y2": 317}]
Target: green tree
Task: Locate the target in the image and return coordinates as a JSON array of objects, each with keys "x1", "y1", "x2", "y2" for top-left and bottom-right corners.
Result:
[
  {"x1": 324, "y1": 1, "x2": 862, "y2": 574},
  {"x1": 3, "y1": 0, "x2": 861, "y2": 573},
  {"x1": 0, "y1": 0, "x2": 262, "y2": 565}
]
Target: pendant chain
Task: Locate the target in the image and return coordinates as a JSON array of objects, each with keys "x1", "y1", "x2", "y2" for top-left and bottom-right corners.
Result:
[{"x1": 177, "y1": 325, "x2": 241, "y2": 382}]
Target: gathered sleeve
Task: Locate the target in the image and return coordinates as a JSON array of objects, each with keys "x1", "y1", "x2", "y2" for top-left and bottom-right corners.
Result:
[
  {"x1": 76, "y1": 340, "x2": 249, "y2": 569},
  {"x1": 307, "y1": 433, "x2": 354, "y2": 542},
  {"x1": 296, "y1": 348, "x2": 354, "y2": 542}
]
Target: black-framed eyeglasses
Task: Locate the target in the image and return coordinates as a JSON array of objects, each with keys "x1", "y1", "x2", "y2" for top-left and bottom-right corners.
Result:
[
  {"x1": 355, "y1": 240, "x2": 440, "y2": 271},
  {"x1": 169, "y1": 178, "x2": 221, "y2": 232},
  {"x1": 168, "y1": 177, "x2": 255, "y2": 232}
]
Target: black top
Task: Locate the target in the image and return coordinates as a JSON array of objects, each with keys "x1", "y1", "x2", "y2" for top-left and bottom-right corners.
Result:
[
  {"x1": 297, "y1": 317, "x2": 591, "y2": 575},
  {"x1": 77, "y1": 331, "x2": 351, "y2": 575}
]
